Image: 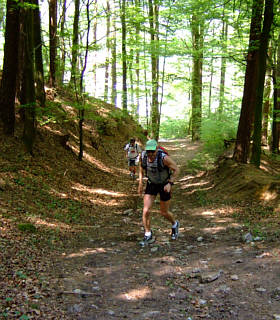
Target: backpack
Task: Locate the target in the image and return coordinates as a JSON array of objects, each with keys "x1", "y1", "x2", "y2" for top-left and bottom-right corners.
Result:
[{"x1": 141, "y1": 148, "x2": 171, "y2": 184}]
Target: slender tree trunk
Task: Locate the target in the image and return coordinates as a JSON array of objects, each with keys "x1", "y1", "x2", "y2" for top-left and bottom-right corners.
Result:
[
  {"x1": 233, "y1": 0, "x2": 264, "y2": 163},
  {"x1": 22, "y1": 1, "x2": 36, "y2": 155},
  {"x1": 104, "y1": 0, "x2": 110, "y2": 102},
  {"x1": 92, "y1": 0, "x2": 98, "y2": 96},
  {"x1": 218, "y1": 18, "x2": 228, "y2": 115},
  {"x1": 120, "y1": 0, "x2": 128, "y2": 110},
  {"x1": 59, "y1": 0, "x2": 67, "y2": 84},
  {"x1": 33, "y1": 0, "x2": 45, "y2": 108},
  {"x1": 272, "y1": 35, "x2": 280, "y2": 153},
  {"x1": 149, "y1": 0, "x2": 160, "y2": 140},
  {"x1": 70, "y1": 0, "x2": 80, "y2": 85},
  {"x1": 78, "y1": 0, "x2": 91, "y2": 161},
  {"x1": 250, "y1": 0, "x2": 274, "y2": 167},
  {"x1": 0, "y1": 0, "x2": 20, "y2": 135},
  {"x1": 261, "y1": 54, "x2": 272, "y2": 145},
  {"x1": 49, "y1": 0, "x2": 57, "y2": 87},
  {"x1": 191, "y1": 15, "x2": 204, "y2": 141},
  {"x1": 111, "y1": 0, "x2": 117, "y2": 107}
]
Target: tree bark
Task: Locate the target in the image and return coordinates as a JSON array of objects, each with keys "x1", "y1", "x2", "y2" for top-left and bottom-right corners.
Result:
[
  {"x1": 149, "y1": 0, "x2": 160, "y2": 140},
  {"x1": 0, "y1": 0, "x2": 20, "y2": 135},
  {"x1": 191, "y1": 14, "x2": 204, "y2": 141},
  {"x1": 272, "y1": 34, "x2": 280, "y2": 153},
  {"x1": 33, "y1": 0, "x2": 45, "y2": 108},
  {"x1": 233, "y1": 0, "x2": 264, "y2": 163},
  {"x1": 49, "y1": 0, "x2": 57, "y2": 87},
  {"x1": 120, "y1": 0, "x2": 128, "y2": 110},
  {"x1": 70, "y1": 0, "x2": 80, "y2": 85},
  {"x1": 250, "y1": 0, "x2": 274, "y2": 167},
  {"x1": 22, "y1": 0, "x2": 36, "y2": 155}
]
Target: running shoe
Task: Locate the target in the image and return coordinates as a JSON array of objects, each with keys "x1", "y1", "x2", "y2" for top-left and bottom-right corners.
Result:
[{"x1": 171, "y1": 221, "x2": 180, "y2": 240}]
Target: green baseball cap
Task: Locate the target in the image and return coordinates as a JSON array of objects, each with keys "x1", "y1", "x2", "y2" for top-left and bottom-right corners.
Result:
[{"x1": 145, "y1": 139, "x2": 157, "y2": 151}]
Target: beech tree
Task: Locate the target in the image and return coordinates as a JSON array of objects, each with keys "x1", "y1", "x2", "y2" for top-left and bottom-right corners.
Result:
[{"x1": 0, "y1": 0, "x2": 20, "y2": 135}]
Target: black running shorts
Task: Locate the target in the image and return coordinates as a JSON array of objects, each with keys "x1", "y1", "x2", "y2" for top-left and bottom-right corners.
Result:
[
  {"x1": 144, "y1": 181, "x2": 171, "y2": 201},
  {"x1": 128, "y1": 159, "x2": 136, "y2": 166}
]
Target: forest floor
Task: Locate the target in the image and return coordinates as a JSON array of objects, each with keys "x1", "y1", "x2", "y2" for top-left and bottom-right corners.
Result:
[
  {"x1": 1, "y1": 133, "x2": 280, "y2": 319},
  {"x1": 48, "y1": 139, "x2": 280, "y2": 320}
]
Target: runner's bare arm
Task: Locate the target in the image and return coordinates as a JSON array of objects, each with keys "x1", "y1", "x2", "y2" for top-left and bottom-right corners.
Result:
[
  {"x1": 163, "y1": 156, "x2": 179, "y2": 183},
  {"x1": 138, "y1": 158, "x2": 144, "y2": 195}
]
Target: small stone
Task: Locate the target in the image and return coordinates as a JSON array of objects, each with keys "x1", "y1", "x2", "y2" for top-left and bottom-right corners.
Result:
[
  {"x1": 107, "y1": 310, "x2": 115, "y2": 315},
  {"x1": 197, "y1": 236, "x2": 203, "y2": 242},
  {"x1": 150, "y1": 246, "x2": 159, "y2": 253},
  {"x1": 73, "y1": 289, "x2": 82, "y2": 294},
  {"x1": 142, "y1": 311, "x2": 160, "y2": 317},
  {"x1": 256, "y1": 287, "x2": 266, "y2": 293},
  {"x1": 200, "y1": 271, "x2": 222, "y2": 283},
  {"x1": 242, "y1": 232, "x2": 253, "y2": 243},
  {"x1": 199, "y1": 299, "x2": 207, "y2": 305},
  {"x1": 192, "y1": 268, "x2": 201, "y2": 273},
  {"x1": 230, "y1": 275, "x2": 239, "y2": 281}
]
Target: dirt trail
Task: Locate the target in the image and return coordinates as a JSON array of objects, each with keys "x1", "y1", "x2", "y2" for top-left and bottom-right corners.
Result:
[{"x1": 54, "y1": 139, "x2": 280, "y2": 320}]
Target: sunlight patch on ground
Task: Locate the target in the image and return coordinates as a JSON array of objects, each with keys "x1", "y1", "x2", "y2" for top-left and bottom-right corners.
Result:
[
  {"x1": 72, "y1": 183, "x2": 126, "y2": 197},
  {"x1": 203, "y1": 226, "x2": 227, "y2": 233},
  {"x1": 260, "y1": 190, "x2": 278, "y2": 201},
  {"x1": 201, "y1": 210, "x2": 216, "y2": 216},
  {"x1": 64, "y1": 247, "x2": 107, "y2": 258},
  {"x1": 71, "y1": 145, "x2": 113, "y2": 173},
  {"x1": 119, "y1": 287, "x2": 151, "y2": 301},
  {"x1": 29, "y1": 217, "x2": 71, "y2": 230},
  {"x1": 181, "y1": 181, "x2": 209, "y2": 189}
]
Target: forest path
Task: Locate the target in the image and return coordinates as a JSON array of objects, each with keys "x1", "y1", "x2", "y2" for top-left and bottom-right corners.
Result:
[{"x1": 54, "y1": 139, "x2": 280, "y2": 320}]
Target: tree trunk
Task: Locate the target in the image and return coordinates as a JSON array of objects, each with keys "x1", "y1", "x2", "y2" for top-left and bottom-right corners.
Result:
[
  {"x1": 111, "y1": 0, "x2": 117, "y2": 107},
  {"x1": 233, "y1": 0, "x2": 264, "y2": 163},
  {"x1": 250, "y1": 0, "x2": 274, "y2": 167},
  {"x1": 0, "y1": 0, "x2": 20, "y2": 135},
  {"x1": 104, "y1": 0, "x2": 110, "y2": 102},
  {"x1": 261, "y1": 53, "x2": 272, "y2": 145},
  {"x1": 49, "y1": 0, "x2": 57, "y2": 87},
  {"x1": 191, "y1": 14, "x2": 204, "y2": 141},
  {"x1": 272, "y1": 35, "x2": 280, "y2": 153},
  {"x1": 22, "y1": 1, "x2": 36, "y2": 155},
  {"x1": 33, "y1": 0, "x2": 45, "y2": 108},
  {"x1": 70, "y1": 0, "x2": 80, "y2": 85},
  {"x1": 218, "y1": 18, "x2": 228, "y2": 115},
  {"x1": 58, "y1": 0, "x2": 67, "y2": 84},
  {"x1": 120, "y1": 0, "x2": 128, "y2": 110},
  {"x1": 149, "y1": 0, "x2": 160, "y2": 140}
]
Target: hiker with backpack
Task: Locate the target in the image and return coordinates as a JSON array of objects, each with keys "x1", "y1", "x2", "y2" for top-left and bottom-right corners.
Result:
[
  {"x1": 124, "y1": 138, "x2": 142, "y2": 178},
  {"x1": 138, "y1": 139, "x2": 180, "y2": 246}
]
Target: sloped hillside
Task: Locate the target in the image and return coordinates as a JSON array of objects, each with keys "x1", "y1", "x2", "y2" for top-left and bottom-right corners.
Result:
[{"x1": 0, "y1": 90, "x2": 144, "y2": 319}]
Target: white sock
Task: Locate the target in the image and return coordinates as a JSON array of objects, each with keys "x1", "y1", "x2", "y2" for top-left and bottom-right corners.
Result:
[
  {"x1": 172, "y1": 221, "x2": 178, "y2": 228},
  {"x1": 145, "y1": 231, "x2": 151, "y2": 237}
]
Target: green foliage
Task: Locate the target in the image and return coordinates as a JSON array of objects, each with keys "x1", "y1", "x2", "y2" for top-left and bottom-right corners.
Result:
[
  {"x1": 187, "y1": 152, "x2": 216, "y2": 171},
  {"x1": 201, "y1": 113, "x2": 238, "y2": 156},
  {"x1": 17, "y1": 223, "x2": 37, "y2": 233},
  {"x1": 159, "y1": 117, "x2": 188, "y2": 139}
]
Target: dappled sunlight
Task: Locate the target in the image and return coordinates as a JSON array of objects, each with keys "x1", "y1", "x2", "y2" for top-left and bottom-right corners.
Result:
[
  {"x1": 118, "y1": 287, "x2": 151, "y2": 301},
  {"x1": 71, "y1": 145, "x2": 113, "y2": 173},
  {"x1": 72, "y1": 183, "x2": 126, "y2": 198},
  {"x1": 64, "y1": 247, "x2": 107, "y2": 259},
  {"x1": 203, "y1": 225, "x2": 228, "y2": 233},
  {"x1": 181, "y1": 181, "x2": 209, "y2": 190},
  {"x1": 29, "y1": 216, "x2": 72, "y2": 231},
  {"x1": 201, "y1": 210, "x2": 216, "y2": 216},
  {"x1": 260, "y1": 189, "x2": 278, "y2": 201}
]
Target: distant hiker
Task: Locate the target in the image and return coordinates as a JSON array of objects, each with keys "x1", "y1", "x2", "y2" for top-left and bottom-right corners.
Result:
[
  {"x1": 138, "y1": 139, "x2": 180, "y2": 246},
  {"x1": 124, "y1": 138, "x2": 142, "y2": 178}
]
